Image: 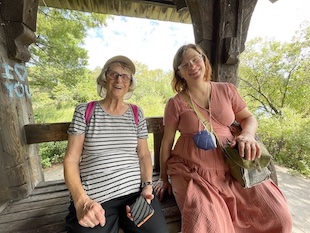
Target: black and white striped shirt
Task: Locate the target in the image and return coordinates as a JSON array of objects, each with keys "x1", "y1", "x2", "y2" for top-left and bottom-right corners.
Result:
[{"x1": 67, "y1": 102, "x2": 148, "y2": 204}]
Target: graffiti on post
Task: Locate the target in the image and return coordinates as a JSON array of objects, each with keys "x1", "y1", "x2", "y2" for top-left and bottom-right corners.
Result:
[{"x1": 1, "y1": 63, "x2": 31, "y2": 99}]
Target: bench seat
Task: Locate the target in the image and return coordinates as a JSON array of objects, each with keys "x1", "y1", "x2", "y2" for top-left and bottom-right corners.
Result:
[{"x1": 0, "y1": 179, "x2": 180, "y2": 233}]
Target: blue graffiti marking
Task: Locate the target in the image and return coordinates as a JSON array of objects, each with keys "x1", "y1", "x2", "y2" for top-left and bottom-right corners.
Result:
[
  {"x1": 14, "y1": 63, "x2": 27, "y2": 81},
  {"x1": 1, "y1": 63, "x2": 14, "y2": 80},
  {"x1": 2, "y1": 62, "x2": 31, "y2": 99}
]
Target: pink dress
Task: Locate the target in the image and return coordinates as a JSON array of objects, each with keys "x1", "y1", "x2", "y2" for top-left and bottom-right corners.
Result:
[{"x1": 164, "y1": 82, "x2": 292, "y2": 233}]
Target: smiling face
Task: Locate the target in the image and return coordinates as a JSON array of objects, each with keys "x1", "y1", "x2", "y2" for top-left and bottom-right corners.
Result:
[
  {"x1": 105, "y1": 63, "x2": 132, "y2": 99},
  {"x1": 178, "y1": 48, "x2": 205, "y2": 84}
]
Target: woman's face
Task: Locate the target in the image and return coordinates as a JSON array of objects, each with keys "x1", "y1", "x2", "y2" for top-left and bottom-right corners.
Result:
[
  {"x1": 178, "y1": 48, "x2": 205, "y2": 84},
  {"x1": 105, "y1": 63, "x2": 132, "y2": 99}
]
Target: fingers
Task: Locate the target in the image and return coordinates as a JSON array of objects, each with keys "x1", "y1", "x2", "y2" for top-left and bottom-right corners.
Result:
[
  {"x1": 236, "y1": 137, "x2": 261, "y2": 161},
  {"x1": 126, "y1": 205, "x2": 133, "y2": 221},
  {"x1": 153, "y1": 183, "x2": 163, "y2": 200},
  {"x1": 78, "y1": 201, "x2": 106, "y2": 228},
  {"x1": 153, "y1": 180, "x2": 171, "y2": 201},
  {"x1": 95, "y1": 204, "x2": 106, "y2": 227}
]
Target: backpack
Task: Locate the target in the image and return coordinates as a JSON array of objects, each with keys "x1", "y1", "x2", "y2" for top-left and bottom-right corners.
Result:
[{"x1": 84, "y1": 101, "x2": 139, "y2": 126}]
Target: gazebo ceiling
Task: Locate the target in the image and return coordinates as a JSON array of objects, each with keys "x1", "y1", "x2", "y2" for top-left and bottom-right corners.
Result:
[{"x1": 38, "y1": 0, "x2": 191, "y2": 23}]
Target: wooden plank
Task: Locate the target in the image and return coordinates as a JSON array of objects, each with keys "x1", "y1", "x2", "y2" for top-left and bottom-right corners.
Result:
[
  {"x1": 3, "y1": 196, "x2": 68, "y2": 214},
  {"x1": 24, "y1": 122, "x2": 70, "y2": 144},
  {"x1": 24, "y1": 117, "x2": 164, "y2": 144},
  {"x1": 0, "y1": 203, "x2": 68, "y2": 223},
  {"x1": 14, "y1": 190, "x2": 69, "y2": 204},
  {"x1": 0, "y1": 211, "x2": 67, "y2": 233},
  {"x1": 31, "y1": 182, "x2": 68, "y2": 195},
  {"x1": 38, "y1": 0, "x2": 191, "y2": 23}
]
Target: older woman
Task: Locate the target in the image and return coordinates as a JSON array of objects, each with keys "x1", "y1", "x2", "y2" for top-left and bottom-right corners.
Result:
[
  {"x1": 154, "y1": 44, "x2": 292, "y2": 233},
  {"x1": 64, "y1": 56, "x2": 168, "y2": 233}
]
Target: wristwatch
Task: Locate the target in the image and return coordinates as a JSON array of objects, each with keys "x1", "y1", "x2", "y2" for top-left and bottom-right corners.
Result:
[{"x1": 141, "y1": 181, "x2": 153, "y2": 188}]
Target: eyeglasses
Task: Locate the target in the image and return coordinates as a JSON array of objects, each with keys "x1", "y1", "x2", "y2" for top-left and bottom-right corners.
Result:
[
  {"x1": 106, "y1": 70, "x2": 132, "y2": 83},
  {"x1": 178, "y1": 55, "x2": 203, "y2": 71}
]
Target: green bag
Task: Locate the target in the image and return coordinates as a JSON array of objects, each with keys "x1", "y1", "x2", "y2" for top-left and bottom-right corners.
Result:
[
  {"x1": 223, "y1": 123, "x2": 273, "y2": 188},
  {"x1": 223, "y1": 141, "x2": 272, "y2": 188}
]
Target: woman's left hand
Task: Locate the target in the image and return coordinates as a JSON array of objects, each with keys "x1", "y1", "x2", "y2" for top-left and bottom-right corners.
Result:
[
  {"x1": 231, "y1": 133, "x2": 261, "y2": 161},
  {"x1": 140, "y1": 185, "x2": 154, "y2": 203},
  {"x1": 126, "y1": 186, "x2": 154, "y2": 221}
]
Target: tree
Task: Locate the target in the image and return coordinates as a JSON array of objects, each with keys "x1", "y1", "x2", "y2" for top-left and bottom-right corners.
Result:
[
  {"x1": 238, "y1": 21, "x2": 310, "y2": 176},
  {"x1": 131, "y1": 62, "x2": 174, "y2": 117},
  {"x1": 238, "y1": 21, "x2": 310, "y2": 117},
  {"x1": 27, "y1": 8, "x2": 109, "y2": 122}
]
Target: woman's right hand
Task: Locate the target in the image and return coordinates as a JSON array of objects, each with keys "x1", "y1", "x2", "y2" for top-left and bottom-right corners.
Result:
[
  {"x1": 75, "y1": 198, "x2": 106, "y2": 228},
  {"x1": 153, "y1": 179, "x2": 172, "y2": 201}
]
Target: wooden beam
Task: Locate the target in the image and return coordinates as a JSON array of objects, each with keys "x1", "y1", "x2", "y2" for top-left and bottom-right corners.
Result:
[
  {"x1": 23, "y1": 117, "x2": 164, "y2": 144},
  {"x1": 24, "y1": 122, "x2": 71, "y2": 144}
]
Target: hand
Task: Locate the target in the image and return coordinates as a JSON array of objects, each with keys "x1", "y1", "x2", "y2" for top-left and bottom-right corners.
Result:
[
  {"x1": 153, "y1": 179, "x2": 172, "y2": 201},
  {"x1": 231, "y1": 133, "x2": 261, "y2": 161},
  {"x1": 76, "y1": 199, "x2": 106, "y2": 228},
  {"x1": 141, "y1": 185, "x2": 154, "y2": 204},
  {"x1": 126, "y1": 186, "x2": 154, "y2": 221}
]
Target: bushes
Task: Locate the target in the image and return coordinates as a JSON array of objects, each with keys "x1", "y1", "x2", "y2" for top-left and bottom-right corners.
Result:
[
  {"x1": 40, "y1": 141, "x2": 67, "y2": 168},
  {"x1": 258, "y1": 109, "x2": 310, "y2": 177}
]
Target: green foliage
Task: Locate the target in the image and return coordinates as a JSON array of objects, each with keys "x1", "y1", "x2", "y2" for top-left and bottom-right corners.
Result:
[
  {"x1": 258, "y1": 109, "x2": 310, "y2": 177},
  {"x1": 40, "y1": 141, "x2": 67, "y2": 168},
  {"x1": 29, "y1": 8, "x2": 310, "y2": 178},
  {"x1": 27, "y1": 8, "x2": 109, "y2": 165},
  {"x1": 239, "y1": 21, "x2": 310, "y2": 177},
  {"x1": 131, "y1": 62, "x2": 174, "y2": 117}
]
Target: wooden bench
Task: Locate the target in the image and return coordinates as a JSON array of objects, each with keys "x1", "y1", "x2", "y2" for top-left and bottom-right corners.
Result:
[
  {"x1": 0, "y1": 117, "x2": 181, "y2": 233},
  {"x1": 0, "y1": 117, "x2": 278, "y2": 233}
]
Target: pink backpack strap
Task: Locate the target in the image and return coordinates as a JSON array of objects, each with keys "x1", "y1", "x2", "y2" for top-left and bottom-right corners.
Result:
[
  {"x1": 84, "y1": 101, "x2": 97, "y2": 125},
  {"x1": 130, "y1": 104, "x2": 139, "y2": 126}
]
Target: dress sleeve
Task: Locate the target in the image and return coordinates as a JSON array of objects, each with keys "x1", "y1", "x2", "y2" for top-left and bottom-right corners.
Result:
[
  {"x1": 163, "y1": 97, "x2": 180, "y2": 128},
  {"x1": 226, "y1": 83, "x2": 247, "y2": 114}
]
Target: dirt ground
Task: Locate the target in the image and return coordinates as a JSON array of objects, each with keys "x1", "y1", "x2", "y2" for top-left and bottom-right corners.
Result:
[{"x1": 43, "y1": 163, "x2": 64, "y2": 181}]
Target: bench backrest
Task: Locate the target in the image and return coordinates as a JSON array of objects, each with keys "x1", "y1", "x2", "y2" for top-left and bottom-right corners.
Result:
[{"x1": 24, "y1": 117, "x2": 164, "y2": 172}]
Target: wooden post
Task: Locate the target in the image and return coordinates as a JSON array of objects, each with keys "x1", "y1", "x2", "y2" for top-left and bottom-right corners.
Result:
[
  {"x1": 186, "y1": 0, "x2": 258, "y2": 85},
  {"x1": 0, "y1": 0, "x2": 41, "y2": 202}
]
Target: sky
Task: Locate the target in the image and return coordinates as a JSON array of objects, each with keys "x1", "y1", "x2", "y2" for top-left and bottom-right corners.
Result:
[{"x1": 84, "y1": 0, "x2": 310, "y2": 71}]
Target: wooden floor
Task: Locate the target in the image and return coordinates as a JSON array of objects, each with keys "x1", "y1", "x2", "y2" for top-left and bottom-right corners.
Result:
[{"x1": 0, "y1": 180, "x2": 181, "y2": 233}]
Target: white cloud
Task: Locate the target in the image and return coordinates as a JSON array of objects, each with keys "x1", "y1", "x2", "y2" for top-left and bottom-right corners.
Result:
[{"x1": 84, "y1": 16, "x2": 194, "y2": 71}]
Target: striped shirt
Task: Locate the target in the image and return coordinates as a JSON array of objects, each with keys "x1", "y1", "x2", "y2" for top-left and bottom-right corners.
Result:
[{"x1": 67, "y1": 101, "x2": 148, "y2": 204}]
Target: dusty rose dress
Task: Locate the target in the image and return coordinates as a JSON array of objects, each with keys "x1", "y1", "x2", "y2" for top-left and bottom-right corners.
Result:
[{"x1": 164, "y1": 82, "x2": 292, "y2": 233}]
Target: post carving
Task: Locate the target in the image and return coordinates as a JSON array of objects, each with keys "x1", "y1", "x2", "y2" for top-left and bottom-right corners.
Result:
[
  {"x1": 186, "y1": 0, "x2": 258, "y2": 84},
  {"x1": 0, "y1": 0, "x2": 38, "y2": 62}
]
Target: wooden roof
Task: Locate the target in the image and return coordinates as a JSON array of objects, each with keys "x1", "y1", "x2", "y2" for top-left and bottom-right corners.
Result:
[{"x1": 38, "y1": 0, "x2": 191, "y2": 23}]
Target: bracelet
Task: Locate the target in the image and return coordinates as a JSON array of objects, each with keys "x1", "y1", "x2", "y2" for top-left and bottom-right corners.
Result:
[{"x1": 141, "y1": 181, "x2": 153, "y2": 188}]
